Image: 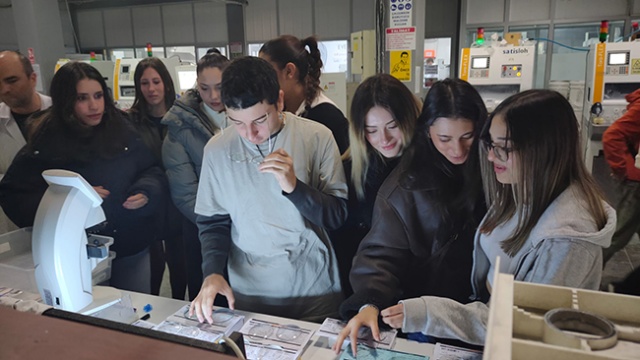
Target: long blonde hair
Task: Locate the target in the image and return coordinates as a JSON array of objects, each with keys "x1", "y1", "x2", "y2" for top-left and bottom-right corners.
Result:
[
  {"x1": 347, "y1": 74, "x2": 420, "y2": 199},
  {"x1": 479, "y1": 90, "x2": 607, "y2": 256}
]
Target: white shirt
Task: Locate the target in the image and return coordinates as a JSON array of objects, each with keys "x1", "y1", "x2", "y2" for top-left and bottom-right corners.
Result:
[
  {"x1": 0, "y1": 92, "x2": 51, "y2": 234},
  {"x1": 0, "y1": 93, "x2": 52, "y2": 180}
]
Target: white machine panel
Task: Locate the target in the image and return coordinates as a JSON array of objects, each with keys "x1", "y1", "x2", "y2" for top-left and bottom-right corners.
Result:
[
  {"x1": 460, "y1": 46, "x2": 536, "y2": 112},
  {"x1": 319, "y1": 72, "x2": 347, "y2": 117},
  {"x1": 174, "y1": 64, "x2": 197, "y2": 97}
]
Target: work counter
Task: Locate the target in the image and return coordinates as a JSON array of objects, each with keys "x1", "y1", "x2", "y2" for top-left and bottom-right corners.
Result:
[{"x1": 0, "y1": 288, "x2": 435, "y2": 359}]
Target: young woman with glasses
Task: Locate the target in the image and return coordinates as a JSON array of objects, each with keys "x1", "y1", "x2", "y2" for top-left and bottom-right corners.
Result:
[
  {"x1": 162, "y1": 53, "x2": 230, "y2": 301},
  {"x1": 259, "y1": 35, "x2": 350, "y2": 154},
  {"x1": 329, "y1": 74, "x2": 420, "y2": 297},
  {"x1": 364, "y1": 89, "x2": 616, "y2": 349},
  {"x1": 334, "y1": 78, "x2": 488, "y2": 354}
]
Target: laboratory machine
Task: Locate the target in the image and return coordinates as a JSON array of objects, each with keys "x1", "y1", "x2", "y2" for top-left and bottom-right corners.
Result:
[
  {"x1": 460, "y1": 45, "x2": 536, "y2": 112},
  {"x1": 582, "y1": 41, "x2": 640, "y2": 171},
  {"x1": 174, "y1": 63, "x2": 198, "y2": 97},
  {"x1": 0, "y1": 170, "x2": 119, "y2": 314}
]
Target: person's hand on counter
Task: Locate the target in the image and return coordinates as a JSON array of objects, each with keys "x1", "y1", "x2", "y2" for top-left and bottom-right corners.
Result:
[
  {"x1": 188, "y1": 274, "x2": 235, "y2": 324},
  {"x1": 332, "y1": 305, "x2": 380, "y2": 356},
  {"x1": 381, "y1": 303, "x2": 404, "y2": 328}
]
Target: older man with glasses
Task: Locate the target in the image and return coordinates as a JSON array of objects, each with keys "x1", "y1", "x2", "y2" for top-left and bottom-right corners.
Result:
[{"x1": 189, "y1": 56, "x2": 347, "y2": 323}]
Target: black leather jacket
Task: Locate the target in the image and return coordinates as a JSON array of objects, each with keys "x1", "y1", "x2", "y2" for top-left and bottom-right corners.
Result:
[{"x1": 340, "y1": 162, "x2": 485, "y2": 319}]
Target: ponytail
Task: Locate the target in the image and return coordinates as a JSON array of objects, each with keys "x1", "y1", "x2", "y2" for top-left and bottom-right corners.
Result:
[
  {"x1": 260, "y1": 35, "x2": 324, "y2": 109},
  {"x1": 301, "y1": 36, "x2": 322, "y2": 109}
]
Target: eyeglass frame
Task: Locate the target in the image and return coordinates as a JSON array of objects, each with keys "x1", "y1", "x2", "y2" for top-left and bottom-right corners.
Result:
[
  {"x1": 481, "y1": 138, "x2": 513, "y2": 162},
  {"x1": 227, "y1": 112, "x2": 276, "y2": 163}
]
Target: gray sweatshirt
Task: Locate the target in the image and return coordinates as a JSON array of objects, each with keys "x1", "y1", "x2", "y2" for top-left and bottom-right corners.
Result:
[{"x1": 400, "y1": 185, "x2": 616, "y2": 345}]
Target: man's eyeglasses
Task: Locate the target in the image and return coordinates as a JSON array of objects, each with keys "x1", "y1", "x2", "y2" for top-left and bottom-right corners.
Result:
[
  {"x1": 228, "y1": 112, "x2": 274, "y2": 164},
  {"x1": 482, "y1": 140, "x2": 512, "y2": 162}
]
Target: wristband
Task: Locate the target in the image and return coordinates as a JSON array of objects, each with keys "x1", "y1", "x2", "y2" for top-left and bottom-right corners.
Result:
[{"x1": 358, "y1": 304, "x2": 379, "y2": 313}]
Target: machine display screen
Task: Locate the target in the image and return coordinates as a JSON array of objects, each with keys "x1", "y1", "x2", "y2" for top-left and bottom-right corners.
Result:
[
  {"x1": 120, "y1": 86, "x2": 135, "y2": 97},
  {"x1": 608, "y1": 52, "x2": 629, "y2": 66},
  {"x1": 122, "y1": 65, "x2": 130, "y2": 74},
  {"x1": 178, "y1": 70, "x2": 197, "y2": 90},
  {"x1": 471, "y1": 57, "x2": 490, "y2": 69}
]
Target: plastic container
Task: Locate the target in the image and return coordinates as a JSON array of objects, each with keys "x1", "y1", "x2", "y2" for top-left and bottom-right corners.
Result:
[
  {"x1": 0, "y1": 228, "x2": 38, "y2": 293},
  {"x1": 92, "y1": 251, "x2": 116, "y2": 285}
]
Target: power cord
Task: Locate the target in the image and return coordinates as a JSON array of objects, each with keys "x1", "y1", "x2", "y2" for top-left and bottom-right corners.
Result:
[{"x1": 218, "y1": 335, "x2": 246, "y2": 359}]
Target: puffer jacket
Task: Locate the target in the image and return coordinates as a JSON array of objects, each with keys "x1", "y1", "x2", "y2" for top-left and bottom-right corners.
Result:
[
  {"x1": 339, "y1": 162, "x2": 486, "y2": 320},
  {"x1": 161, "y1": 91, "x2": 218, "y2": 223},
  {"x1": 603, "y1": 88, "x2": 640, "y2": 181}
]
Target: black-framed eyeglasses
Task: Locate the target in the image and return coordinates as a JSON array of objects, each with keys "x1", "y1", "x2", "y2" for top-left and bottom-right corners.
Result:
[{"x1": 482, "y1": 140, "x2": 512, "y2": 162}]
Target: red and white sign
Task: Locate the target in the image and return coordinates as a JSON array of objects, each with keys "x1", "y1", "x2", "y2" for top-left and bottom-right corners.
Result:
[
  {"x1": 424, "y1": 49, "x2": 436, "y2": 58},
  {"x1": 385, "y1": 27, "x2": 416, "y2": 51}
]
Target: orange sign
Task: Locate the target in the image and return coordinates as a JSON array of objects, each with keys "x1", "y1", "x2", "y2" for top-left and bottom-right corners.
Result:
[
  {"x1": 424, "y1": 49, "x2": 436, "y2": 58},
  {"x1": 593, "y1": 43, "x2": 606, "y2": 103},
  {"x1": 460, "y1": 48, "x2": 470, "y2": 81}
]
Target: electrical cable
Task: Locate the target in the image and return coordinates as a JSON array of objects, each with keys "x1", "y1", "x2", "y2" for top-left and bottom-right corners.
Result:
[
  {"x1": 530, "y1": 38, "x2": 589, "y2": 52},
  {"x1": 219, "y1": 335, "x2": 246, "y2": 359},
  {"x1": 616, "y1": 28, "x2": 640, "y2": 42}
]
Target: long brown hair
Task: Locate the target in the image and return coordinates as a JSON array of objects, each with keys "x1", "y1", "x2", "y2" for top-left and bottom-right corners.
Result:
[
  {"x1": 130, "y1": 57, "x2": 176, "y2": 121},
  {"x1": 348, "y1": 74, "x2": 420, "y2": 199},
  {"x1": 29, "y1": 61, "x2": 128, "y2": 162},
  {"x1": 479, "y1": 90, "x2": 607, "y2": 256}
]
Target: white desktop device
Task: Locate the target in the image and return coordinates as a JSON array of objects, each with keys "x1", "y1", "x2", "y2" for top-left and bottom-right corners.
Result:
[
  {"x1": 460, "y1": 45, "x2": 536, "y2": 112},
  {"x1": 32, "y1": 169, "x2": 119, "y2": 313}
]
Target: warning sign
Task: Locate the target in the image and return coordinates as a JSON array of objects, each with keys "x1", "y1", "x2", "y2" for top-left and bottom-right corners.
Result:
[
  {"x1": 390, "y1": 50, "x2": 411, "y2": 82},
  {"x1": 632, "y1": 58, "x2": 640, "y2": 75},
  {"x1": 389, "y1": 0, "x2": 413, "y2": 28},
  {"x1": 385, "y1": 27, "x2": 416, "y2": 51}
]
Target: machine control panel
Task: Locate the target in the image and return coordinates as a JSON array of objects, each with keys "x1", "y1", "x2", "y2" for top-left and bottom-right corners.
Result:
[
  {"x1": 470, "y1": 56, "x2": 490, "y2": 78},
  {"x1": 599, "y1": 104, "x2": 628, "y2": 125},
  {"x1": 470, "y1": 69, "x2": 490, "y2": 78},
  {"x1": 118, "y1": 65, "x2": 132, "y2": 81},
  {"x1": 605, "y1": 51, "x2": 630, "y2": 75},
  {"x1": 606, "y1": 66, "x2": 629, "y2": 75},
  {"x1": 501, "y1": 64, "x2": 522, "y2": 78}
]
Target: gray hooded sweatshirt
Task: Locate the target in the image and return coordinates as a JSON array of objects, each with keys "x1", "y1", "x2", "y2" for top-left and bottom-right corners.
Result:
[{"x1": 400, "y1": 185, "x2": 616, "y2": 345}]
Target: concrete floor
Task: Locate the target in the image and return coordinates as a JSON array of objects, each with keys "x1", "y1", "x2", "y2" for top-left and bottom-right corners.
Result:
[{"x1": 157, "y1": 154, "x2": 639, "y2": 298}]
